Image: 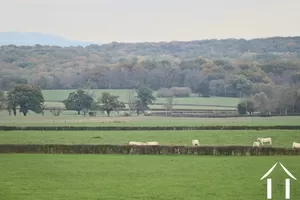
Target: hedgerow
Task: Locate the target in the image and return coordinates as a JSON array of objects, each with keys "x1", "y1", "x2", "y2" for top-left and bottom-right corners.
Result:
[
  {"x1": 1, "y1": 125, "x2": 300, "y2": 131},
  {"x1": 0, "y1": 144, "x2": 299, "y2": 156}
]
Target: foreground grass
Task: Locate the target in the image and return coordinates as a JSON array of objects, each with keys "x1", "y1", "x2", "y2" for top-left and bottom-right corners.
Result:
[
  {"x1": 0, "y1": 154, "x2": 299, "y2": 200},
  {"x1": 0, "y1": 130, "x2": 299, "y2": 147},
  {"x1": 1, "y1": 111, "x2": 300, "y2": 126}
]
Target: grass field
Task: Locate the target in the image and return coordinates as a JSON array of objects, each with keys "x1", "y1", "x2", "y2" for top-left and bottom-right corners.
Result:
[
  {"x1": 1, "y1": 110, "x2": 300, "y2": 126},
  {"x1": 0, "y1": 130, "x2": 299, "y2": 147},
  {"x1": 43, "y1": 101, "x2": 237, "y2": 110},
  {"x1": 0, "y1": 154, "x2": 299, "y2": 200},
  {"x1": 42, "y1": 89, "x2": 240, "y2": 107}
]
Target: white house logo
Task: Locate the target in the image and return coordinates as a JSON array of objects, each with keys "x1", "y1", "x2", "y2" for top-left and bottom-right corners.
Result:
[{"x1": 260, "y1": 162, "x2": 297, "y2": 199}]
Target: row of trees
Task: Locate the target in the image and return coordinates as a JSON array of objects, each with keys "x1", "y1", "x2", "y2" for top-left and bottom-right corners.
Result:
[
  {"x1": 237, "y1": 85, "x2": 300, "y2": 115},
  {"x1": 0, "y1": 84, "x2": 156, "y2": 117}
]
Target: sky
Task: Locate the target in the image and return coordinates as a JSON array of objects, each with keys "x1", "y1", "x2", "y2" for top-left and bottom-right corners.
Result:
[{"x1": 1, "y1": 0, "x2": 300, "y2": 43}]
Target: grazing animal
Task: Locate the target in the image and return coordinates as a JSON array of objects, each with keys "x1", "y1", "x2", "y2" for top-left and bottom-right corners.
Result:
[
  {"x1": 292, "y1": 142, "x2": 300, "y2": 148},
  {"x1": 253, "y1": 141, "x2": 260, "y2": 147},
  {"x1": 192, "y1": 139, "x2": 200, "y2": 146},
  {"x1": 257, "y1": 137, "x2": 272, "y2": 145},
  {"x1": 144, "y1": 141, "x2": 159, "y2": 146},
  {"x1": 128, "y1": 141, "x2": 145, "y2": 146}
]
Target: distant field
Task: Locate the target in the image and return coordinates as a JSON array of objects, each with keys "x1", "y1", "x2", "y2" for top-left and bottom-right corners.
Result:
[
  {"x1": 42, "y1": 89, "x2": 240, "y2": 107},
  {"x1": 0, "y1": 130, "x2": 299, "y2": 147},
  {"x1": 44, "y1": 101, "x2": 237, "y2": 111},
  {"x1": 0, "y1": 154, "x2": 299, "y2": 200},
  {"x1": 1, "y1": 111, "x2": 300, "y2": 126}
]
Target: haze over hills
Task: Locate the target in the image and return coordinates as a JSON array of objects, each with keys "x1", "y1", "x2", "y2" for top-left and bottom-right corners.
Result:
[{"x1": 0, "y1": 32, "x2": 98, "y2": 47}]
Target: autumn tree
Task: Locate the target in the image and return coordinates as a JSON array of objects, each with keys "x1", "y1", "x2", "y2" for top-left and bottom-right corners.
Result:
[
  {"x1": 7, "y1": 84, "x2": 44, "y2": 116},
  {"x1": 97, "y1": 92, "x2": 125, "y2": 116}
]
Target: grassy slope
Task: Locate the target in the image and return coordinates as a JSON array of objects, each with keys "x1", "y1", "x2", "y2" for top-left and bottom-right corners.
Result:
[
  {"x1": 0, "y1": 154, "x2": 299, "y2": 200},
  {"x1": 1, "y1": 111, "x2": 300, "y2": 126},
  {"x1": 0, "y1": 130, "x2": 299, "y2": 147}
]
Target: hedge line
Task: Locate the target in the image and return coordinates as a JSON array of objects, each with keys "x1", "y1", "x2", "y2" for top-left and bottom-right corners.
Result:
[
  {"x1": 1, "y1": 125, "x2": 300, "y2": 131},
  {"x1": 0, "y1": 144, "x2": 299, "y2": 156}
]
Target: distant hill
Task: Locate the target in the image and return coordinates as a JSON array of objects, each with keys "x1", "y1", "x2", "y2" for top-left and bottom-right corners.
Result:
[{"x1": 0, "y1": 32, "x2": 97, "y2": 47}]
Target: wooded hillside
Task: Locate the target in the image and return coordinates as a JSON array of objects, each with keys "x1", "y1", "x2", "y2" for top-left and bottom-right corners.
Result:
[{"x1": 1, "y1": 37, "x2": 300, "y2": 98}]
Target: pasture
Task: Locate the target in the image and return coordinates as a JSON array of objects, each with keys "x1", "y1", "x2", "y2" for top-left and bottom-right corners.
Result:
[
  {"x1": 0, "y1": 130, "x2": 300, "y2": 148},
  {"x1": 1, "y1": 89, "x2": 300, "y2": 200},
  {"x1": 0, "y1": 154, "x2": 299, "y2": 200},
  {"x1": 41, "y1": 89, "x2": 240, "y2": 107},
  {"x1": 1, "y1": 110, "x2": 300, "y2": 126}
]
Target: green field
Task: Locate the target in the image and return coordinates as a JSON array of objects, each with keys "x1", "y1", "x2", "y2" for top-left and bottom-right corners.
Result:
[
  {"x1": 42, "y1": 89, "x2": 240, "y2": 107},
  {"x1": 0, "y1": 154, "x2": 299, "y2": 200},
  {"x1": 43, "y1": 101, "x2": 237, "y2": 110},
  {"x1": 0, "y1": 130, "x2": 299, "y2": 147},
  {"x1": 1, "y1": 110, "x2": 300, "y2": 126}
]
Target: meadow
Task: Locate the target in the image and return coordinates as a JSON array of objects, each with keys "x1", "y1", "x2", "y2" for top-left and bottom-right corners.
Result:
[
  {"x1": 41, "y1": 89, "x2": 239, "y2": 109},
  {"x1": 1, "y1": 89, "x2": 300, "y2": 200},
  {"x1": 1, "y1": 110, "x2": 300, "y2": 126},
  {"x1": 0, "y1": 130, "x2": 299, "y2": 148},
  {"x1": 0, "y1": 154, "x2": 299, "y2": 200}
]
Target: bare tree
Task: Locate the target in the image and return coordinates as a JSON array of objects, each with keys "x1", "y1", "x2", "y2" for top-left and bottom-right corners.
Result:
[
  {"x1": 163, "y1": 97, "x2": 174, "y2": 116},
  {"x1": 49, "y1": 107, "x2": 62, "y2": 116},
  {"x1": 127, "y1": 90, "x2": 136, "y2": 113}
]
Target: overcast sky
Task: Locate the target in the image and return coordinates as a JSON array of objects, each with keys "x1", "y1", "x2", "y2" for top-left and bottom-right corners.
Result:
[{"x1": 1, "y1": 0, "x2": 299, "y2": 43}]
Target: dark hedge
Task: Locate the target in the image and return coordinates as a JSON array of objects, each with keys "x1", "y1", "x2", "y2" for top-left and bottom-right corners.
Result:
[{"x1": 0, "y1": 144, "x2": 299, "y2": 156}]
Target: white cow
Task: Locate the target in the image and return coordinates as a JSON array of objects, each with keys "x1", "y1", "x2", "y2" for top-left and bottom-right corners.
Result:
[
  {"x1": 257, "y1": 137, "x2": 272, "y2": 145},
  {"x1": 192, "y1": 139, "x2": 200, "y2": 146},
  {"x1": 144, "y1": 141, "x2": 159, "y2": 146},
  {"x1": 253, "y1": 141, "x2": 260, "y2": 147},
  {"x1": 128, "y1": 141, "x2": 145, "y2": 146},
  {"x1": 292, "y1": 142, "x2": 300, "y2": 148}
]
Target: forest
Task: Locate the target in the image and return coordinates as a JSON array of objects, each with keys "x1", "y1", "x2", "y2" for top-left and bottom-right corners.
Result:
[{"x1": 0, "y1": 37, "x2": 300, "y2": 99}]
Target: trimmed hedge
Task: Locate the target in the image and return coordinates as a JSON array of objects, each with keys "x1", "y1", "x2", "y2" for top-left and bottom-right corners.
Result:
[
  {"x1": 0, "y1": 144, "x2": 299, "y2": 156},
  {"x1": 1, "y1": 125, "x2": 300, "y2": 131}
]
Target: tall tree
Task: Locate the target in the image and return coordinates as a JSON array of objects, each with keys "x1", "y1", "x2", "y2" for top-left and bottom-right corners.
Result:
[
  {"x1": 135, "y1": 86, "x2": 156, "y2": 115},
  {"x1": 7, "y1": 84, "x2": 44, "y2": 116},
  {"x1": 0, "y1": 91, "x2": 6, "y2": 110},
  {"x1": 97, "y1": 92, "x2": 125, "y2": 117},
  {"x1": 63, "y1": 89, "x2": 94, "y2": 115},
  {"x1": 196, "y1": 79, "x2": 210, "y2": 97}
]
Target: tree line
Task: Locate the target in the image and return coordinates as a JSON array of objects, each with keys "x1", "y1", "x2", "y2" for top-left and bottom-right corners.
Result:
[
  {"x1": 0, "y1": 84, "x2": 156, "y2": 117},
  {"x1": 0, "y1": 37, "x2": 300, "y2": 99},
  {"x1": 0, "y1": 83, "x2": 300, "y2": 117}
]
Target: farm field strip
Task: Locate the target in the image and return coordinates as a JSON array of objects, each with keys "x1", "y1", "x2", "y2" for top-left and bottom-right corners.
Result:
[
  {"x1": 41, "y1": 89, "x2": 241, "y2": 106},
  {"x1": 1, "y1": 112, "x2": 300, "y2": 126},
  {"x1": 0, "y1": 130, "x2": 299, "y2": 148},
  {"x1": 0, "y1": 154, "x2": 299, "y2": 200},
  {"x1": 43, "y1": 101, "x2": 237, "y2": 110}
]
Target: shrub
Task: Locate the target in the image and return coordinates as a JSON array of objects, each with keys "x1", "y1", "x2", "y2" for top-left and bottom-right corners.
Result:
[
  {"x1": 88, "y1": 111, "x2": 97, "y2": 117},
  {"x1": 170, "y1": 87, "x2": 192, "y2": 97},
  {"x1": 157, "y1": 88, "x2": 174, "y2": 98},
  {"x1": 123, "y1": 112, "x2": 131, "y2": 116},
  {"x1": 144, "y1": 111, "x2": 152, "y2": 116},
  {"x1": 49, "y1": 107, "x2": 62, "y2": 116}
]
